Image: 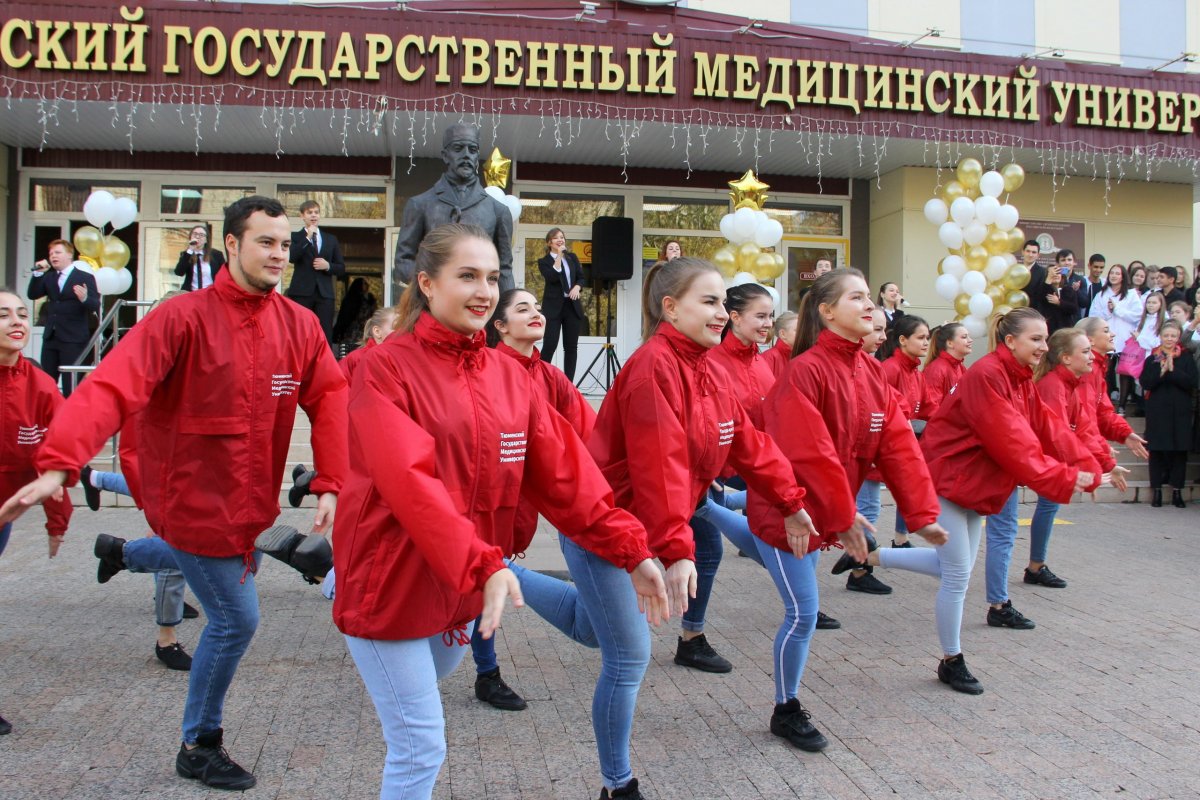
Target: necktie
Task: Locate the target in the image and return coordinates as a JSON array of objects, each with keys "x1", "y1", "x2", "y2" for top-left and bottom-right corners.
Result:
[
  {"x1": 58, "y1": 272, "x2": 66, "y2": 292},
  {"x1": 562, "y1": 258, "x2": 570, "y2": 297},
  {"x1": 196, "y1": 260, "x2": 205, "y2": 290}
]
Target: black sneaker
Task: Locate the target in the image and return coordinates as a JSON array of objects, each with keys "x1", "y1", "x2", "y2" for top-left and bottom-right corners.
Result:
[
  {"x1": 291, "y1": 463, "x2": 307, "y2": 482},
  {"x1": 891, "y1": 539, "x2": 913, "y2": 549},
  {"x1": 288, "y1": 467, "x2": 316, "y2": 508},
  {"x1": 156, "y1": 642, "x2": 193, "y2": 671},
  {"x1": 599, "y1": 778, "x2": 645, "y2": 799},
  {"x1": 770, "y1": 698, "x2": 829, "y2": 752},
  {"x1": 846, "y1": 571, "x2": 893, "y2": 594},
  {"x1": 254, "y1": 525, "x2": 332, "y2": 584},
  {"x1": 674, "y1": 634, "x2": 733, "y2": 673},
  {"x1": 831, "y1": 539, "x2": 877, "y2": 575},
  {"x1": 474, "y1": 669, "x2": 527, "y2": 711},
  {"x1": 175, "y1": 729, "x2": 256, "y2": 790},
  {"x1": 0, "y1": 714, "x2": 11, "y2": 735},
  {"x1": 987, "y1": 601, "x2": 1036, "y2": 629},
  {"x1": 80, "y1": 466, "x2": 101, "y2": 511},
  {"x1": 815, "y1": 611, "x2": 841, "y2": 630},
  {"x1": 94, "y1": 534, "x2": 127, "y2": 584},
  {"x1": 182, "y1": 602, "x2": 200, "y2": 620},
  {"x1": 937, "y1": 654, "x2": 984, "y2": 695},
  {"x1": 1023, "y1": 565, "x2": 1067, "y2": 588}
]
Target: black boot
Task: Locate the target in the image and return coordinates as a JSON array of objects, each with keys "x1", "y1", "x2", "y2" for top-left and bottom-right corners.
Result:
[
  {"x1": 94, "y1": 534, "x2": 127, "y2": 584},
  {"x1": 599, "y1": 778, "x2": 645, "y2": 799},
  {"x1": 770, "y1": 698, "x2": 829, "y2": 751},
  {"x1": 254, "y1": 525, "x2": 332, "y2": 584},
  {"x1": 1151, "y1": 488, "x2": 1163, "y2": 507},
  {"x1": 1172, "y1": 490, "x2": 1186, "y2": 508},
  {"x1": 937, "y1": 653, "x2": 984, "y2": 695},
  {"x1": 176, "y1": 728, "x2": 256, "y2": 790}
]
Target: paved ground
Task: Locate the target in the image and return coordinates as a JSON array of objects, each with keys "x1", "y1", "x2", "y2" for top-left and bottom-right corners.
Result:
[{"x1": 0, "y1": 497, "x2": 1197, "y2": 800}]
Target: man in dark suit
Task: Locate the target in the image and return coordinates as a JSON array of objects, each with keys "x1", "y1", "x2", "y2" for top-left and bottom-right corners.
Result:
[
  {"x1": 27, "y1": 239, "x2": 100, "y2": 396},
  {"x1": 287, "y1": 200, "x2": 345, "y2": 345}
]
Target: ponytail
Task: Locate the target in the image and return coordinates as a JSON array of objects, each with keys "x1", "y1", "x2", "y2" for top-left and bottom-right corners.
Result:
[
  {"x1": 1035, "y1": 328, "x2": 1088, "y2": 381},
  {"x1": 989, "y1": 306, "x2": 1044, "y2": 352},
  {"x1": 880, "y1": 314, "x2": 928, "y2": 361},
  {"x1": 926, "y1": 322, "x2": 965, "y2": 367},
  {"x1": 793, "y1": 267, "x2": 866, "y2": 356},
  {"x1": 721, "y1": 282, "x2": 772, "y2": 340},
  {"x1": 641, "y1": 257, "x2": 720, "y2": 342},
  {"x1": 396, "y1": 223, "x2": 494, "y2": 333}
]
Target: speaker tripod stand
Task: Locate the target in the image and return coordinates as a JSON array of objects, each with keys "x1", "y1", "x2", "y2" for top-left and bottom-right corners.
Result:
[{"x1": 576, "y1": 281, "x2": 622, "y2": 393}]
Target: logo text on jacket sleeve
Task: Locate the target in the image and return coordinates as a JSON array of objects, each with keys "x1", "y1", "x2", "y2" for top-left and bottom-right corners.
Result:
[
  {"x1": 718, "y1": 419, "x2": 734, "y2": 447},
  {"x1": 16, "y1": 424, "x2": 46, "y2": 446},
  {"x1": 500, "y1": 431, "x2": 527, "y2": 463},
  {"x1": 271, "y1": 373, "x2": 301, "y2": 397}
]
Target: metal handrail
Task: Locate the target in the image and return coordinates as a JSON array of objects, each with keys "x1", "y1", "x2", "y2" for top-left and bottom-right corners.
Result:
[{"x1": 60, "y1": 299, "x2": 154, "y2": 393}]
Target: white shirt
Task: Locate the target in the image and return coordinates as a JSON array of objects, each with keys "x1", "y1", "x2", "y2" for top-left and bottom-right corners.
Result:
[
  {"x1": 187, "y1": 250, "x2": 214, "y2": 289},
  {"x1": 56, "y1": 264, "x2": 75, "y2": 292}
]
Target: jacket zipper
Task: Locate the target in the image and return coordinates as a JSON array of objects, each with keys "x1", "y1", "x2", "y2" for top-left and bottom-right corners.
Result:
[{"x1": 464, "y1": 360, "x2": 483, "y2": 516}]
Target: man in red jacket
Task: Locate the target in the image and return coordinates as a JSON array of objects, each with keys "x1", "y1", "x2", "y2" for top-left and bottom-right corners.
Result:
[{"x1": 0, "y1": 196, "x2": 348, "y2": 791}]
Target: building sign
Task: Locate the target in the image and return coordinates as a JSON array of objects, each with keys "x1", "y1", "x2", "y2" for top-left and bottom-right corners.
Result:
[{"x1": 1022, "y1": 218, "x2": 1086, "y2": 269}]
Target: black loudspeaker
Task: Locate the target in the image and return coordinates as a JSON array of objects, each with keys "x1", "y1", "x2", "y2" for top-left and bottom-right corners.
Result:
[{"x1": 590, "y1": 216, "x2": 635, "y2": 281}]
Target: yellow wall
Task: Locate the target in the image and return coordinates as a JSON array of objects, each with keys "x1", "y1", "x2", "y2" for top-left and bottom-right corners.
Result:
[{"x1": 869, "y1": 166, "x2": 1194, "y2": 323}]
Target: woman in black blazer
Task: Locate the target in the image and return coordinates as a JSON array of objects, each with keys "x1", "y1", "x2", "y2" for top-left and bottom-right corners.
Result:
[
  {"x1": 536, "y1": 227, "x2": 584, "y2": 381},
  {"x1": 173, "y1": 223, "x2": 226, "y2": 291}
]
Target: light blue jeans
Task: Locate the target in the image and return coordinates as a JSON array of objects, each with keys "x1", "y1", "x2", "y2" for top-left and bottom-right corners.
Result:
[
  {"x1": 506, "y1": 534, "x2": 650, "y2": 792},
  {"x1": 754, "y1": 543, "x2": 820, "y2": 704},
  {"x1": 1028, "y1": 495, "x2": 1059, "y2": 564},
  {"x1": 855, "y1": 481, "x2": 881, "y2": 548},
  {"x1": 93, "y1": 469, "x2": 130, "y2": 496},
  {"x1": 126, "y1": 540, "x2": 263, "y2": 744},
  {"x1": 984, "y1": 489, "x2": 1021, "y2": 605},
  {"x1": 878, "y1": 497, "x2": 983, "y2": 657},
  {"x1": 346, "y1": 629, "x2": 472, "y2": 800},
  {"x1": 693, "y1": 497, "x2": 765, "y2": 568}
]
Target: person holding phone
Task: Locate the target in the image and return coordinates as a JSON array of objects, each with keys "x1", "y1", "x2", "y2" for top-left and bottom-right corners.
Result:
[{"x1": 537, "y1": 228, "x2": 585, "y2": 381}]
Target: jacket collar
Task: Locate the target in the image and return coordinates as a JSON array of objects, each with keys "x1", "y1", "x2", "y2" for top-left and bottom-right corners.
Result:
[
  {"x1": 773, "y1": 338, "x2": 792, "y2": 355},
  {"x1": 496, "y1": 341, "x2": 541, "y2": 370},
  {"x1": 890, "y1": 349, "x2": 921, "y2": 372},
  {"x1": 995, "y1": 343, "x2": 1034, "y2": 384},
  {"x1": 213, "y1": 268, "x2": 275, "y2": 314},
  {"x1": 655, "y1": 322, "x2": 710, "y2": 368},
  {"x1": 937, "y1": 350, "x2": 964, "y2": 368},
  {"x1": 717, "y1": 332, "x2": 758, "y2": 364},
  {"x1": 0, "y1": 353, "x2": 28, "y2": 379},
  {"x1": 1093, "y1": 350, "x2": 1110, "y2": 372},
  {"x1": 414, "y1": 312, "x2": 486, "y2": 369},
  {"x1": 817, "y1": 328, "x2": 863, "y2": 364},
  {"x1": 1051, "y1": 363, "x2": 1081, "y2": 389}
]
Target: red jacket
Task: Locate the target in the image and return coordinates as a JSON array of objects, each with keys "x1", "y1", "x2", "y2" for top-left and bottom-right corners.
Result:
[
  {"x1": 1036, "y1": 365, "x2": 1115, "y2": 472},
  {"x1": 921, "y1": 346, "x2": 1102, "y2": 514},
  {"x1": 1088, "y1": 351, "x2": 1134, "y2": 443},
  {"x1": 754, "y1": 329, "x2": 939, "y2": 543},
  {"x1": 880, "y1": 349, "x2": 930, "y2": 421},
  {"x1": 333, "y1": 314, "x2": 652, "y2": 641},
  {"x1": 35, "y1": 270, "x2": 348, "y2": 557},
  {"x1": 339, "y1": 338, "x2": 378, "y2": 384},
  {"x1": 589, "y1": 324, "x2": 805, "y2": 568},
  {"x1": 496, "y1": 341, "x2": 597, "y2": 554},
  {"x1": 760, "y1": 337, "x2": 792, "y2": 379},
  {"x1": 706, "y1": 334, "x2": 776, "y2": 430},
  {"x1": 921, "y1": 350, "x2": 965, "y2": 420},
  {"x1": 0, "y1": 355, "x2": 71, "y2": 538}
]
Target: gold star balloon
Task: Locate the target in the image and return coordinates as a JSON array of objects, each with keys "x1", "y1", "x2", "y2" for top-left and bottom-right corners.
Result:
[
  {"x1": 728, "y1": 169, "x2": 769, "y2": 211},
  {"x1": 482, "y1": 147, "x2": 512, "y2": 189}
]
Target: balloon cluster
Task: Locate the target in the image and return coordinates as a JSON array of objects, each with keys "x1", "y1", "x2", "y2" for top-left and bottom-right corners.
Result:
[
  {"x1": 481, "y1": 147, "x2": 523, "y2": 223},
  {"x1": 711, "y1": 170, "x2": 785, "y2": 288},
  {"x1": 483, "y1": 185, "x2": 523, "y2": 224},
  {"x1": 924, "y1": 159, "x2": 1030, "y2": 339},
  {"x1": 73, "y1": 191, "x2": 138, "y2": 296}
]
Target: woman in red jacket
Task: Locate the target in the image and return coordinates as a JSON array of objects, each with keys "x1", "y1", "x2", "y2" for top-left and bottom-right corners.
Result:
[
  {"x1": 0, "y1": 288, "x2": 72, "y2": 735},
  {"x1": 761, "y1": 310, "x2": 798, "y2": 379},
  {"x1": 1078, "y1": 315, "x2": 1149, "y2": 464},
  {"x1": 589, "y1": 258, "x2": 857, "y2": 752},
  {"x1": 923, "y1": 322, "x2": 972, "y2": 418},
  {"x1": 332, "y1": 225, "x2": 667, "y2": 800},
  {"x1": 338, "y1": 305, "x2": 397, "y2": 384},
  {"x1": 837, "y1": 307, "x2": 1101, "y2": 694}
]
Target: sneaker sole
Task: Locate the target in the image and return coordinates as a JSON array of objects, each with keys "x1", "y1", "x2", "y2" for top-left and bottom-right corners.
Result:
[
  {"x1": 672, "y1": 656, "x2": 733, "y2": 674},
  {"x1": 175, "y1": 759, "x2": 257, "y2": 790},
  {"x1": 770, "y1": 727, "x2": 829, "y2": 752},
  {"x1": 987, "y1": 619, "x2": 1036, "y2": 629},
  {"x1": 1023, "y1": 579, "x2": 1067, "y2": 588},
  {"x1": 846, "y1": 584, "x2": 893, "y2": 595}
]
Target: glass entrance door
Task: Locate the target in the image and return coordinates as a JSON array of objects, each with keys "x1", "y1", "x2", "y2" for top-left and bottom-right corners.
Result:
[{"x1": 781, "y1": 236, "x2": 849, "y2": 312}]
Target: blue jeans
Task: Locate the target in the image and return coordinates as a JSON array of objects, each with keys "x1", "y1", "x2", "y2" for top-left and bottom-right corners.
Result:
[
  {"x1": 507, "y1": 534, "x2": 650, "y2": 791},
  {"x1": 470, "y1": 615, "x2": 498, "y2": 674},
  {"x1": 683, "y1": 513, "x2": 722, "y2": 632},
  {"x1": 753, "y1": 543, "x2": 819, "y2": 704},
  {"x1": 0, "y1": 522, "x2": 10, "y2": 558},
  {"x1": 167, "y1": 545, "x2": 262, "y2": 744},
  {"x1": 693, "y1": 497, "x2": 765, "y2": 568},
  {"x1": 984, "y1": 489, "x2": 1020, "y2": 604},
  {"x1": 120, "y1": 536, "x2": 188, "y2": 627},
  {"x1": 856, "y1": 481, "x2": 881, "y2": 548},
  {"x1": 346, "y1": 629, "x2": 471, "y2": 800},
  {"x1": 1028, "y1": 495, "x2": 1059, "y2": 564},
  {"x1": 879, "y1": 497, "x2": 983, "y2": 657},
  {"x1": 93, "y1": 470, "x2": 130, "y2": 496}
]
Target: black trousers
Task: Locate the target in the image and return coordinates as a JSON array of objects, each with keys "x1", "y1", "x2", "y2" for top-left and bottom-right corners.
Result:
[
  {"x1": 288, "y1": 293, "x2": 335, "y2": 346},
  {"x1": 1149, "y1": 450, "x2": 1188, "y2": 489},
  {"x1": 41, "y1": 337, "x2": 88, "y2": 397},
  {"x1": 543, "y1": 309, "x2": 582, "y2": 382}
]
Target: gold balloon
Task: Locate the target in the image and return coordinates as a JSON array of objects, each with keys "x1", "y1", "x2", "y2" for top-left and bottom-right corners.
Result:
[
  {"x1": 984, "y1": 227, "x2": 1011, "y2": 256},
  {"x1": 953, "y1": 293, "x2": 972, "y2": 317},
  {"x1": 965, "y1": 245, "x2": 989, "y2": 271},
  {"x1": 956, "y1": 158, "x2": 983, "y2": 189},
  {"x1": 1003, "y1": 264, "x2": 1031, "y2": 291},
  {"x1": 1007, "y1": 227, "x2": 1026, "y2": 253},
  {"x1": 481, "y1": 147, "x2": 512, "y2": 189},
  {"x1": 1006, "y1": 290, "x2": 1029, "y2": 309},
  {"x1": 712, "y1": 246, "x2": 737, "y2": 277},
  {"x1": 993, "y1": 303, "x2": 1014, "y2": 317},
  {"x1": 73, "y1": 226, "x2": 104, "y2": 259},
  {"x1": 728, "y1": 169, "x2": 770, "y2": 211},
  {"x1": 1001, "y1": 163, "x2": 1025, "y2": 193},
  {"x1": 100, "y1": 237, "x2": 131, "y2": 270},
  {"x1": 80, "y1": 255, "x2": 101, "y2": 271},
  {"x1": 985, "y1": 284, "x2": 1006, "y2": 305},
  {"x1": 737, "y1": 241, "x2": 761, "y2": 272},
  {"x1": 941, "y1": 180, "x2": 966, "y2": 204},
  {"x1": 937, "y1": 257, "x2": 946, "y2": 276},
  {"x1": 752, "y1": 252, "x2": 777, "y2": 280}
]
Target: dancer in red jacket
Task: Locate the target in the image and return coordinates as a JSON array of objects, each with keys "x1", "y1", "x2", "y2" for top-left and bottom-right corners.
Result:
[
  {"x1": 338, "y1": 305, "x2": 397, "y2": 384},
  {"x1": 332, "y1": 225, "x2": 666, "y2": 800},
  {"x1": 836, "y1": 307, "x2": 1102, "y2": 694},
  {"x1": 761, "y1": 310, "x2": 798, "y2": 378},
  {"x1": 923, "y1": 322, "x2": 972, "y2": 418},
  {"x1": 0, "y1": 197, "x2": 348, "y2": 789},
  {"x1": 0, "y1": 288, "x2": 73, "y2": 736}
]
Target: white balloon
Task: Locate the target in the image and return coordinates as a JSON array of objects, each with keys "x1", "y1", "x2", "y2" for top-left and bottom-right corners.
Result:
[
  {"x1": 764, "y1": 285, "x2": 781, "y2": 314},
  {"x1": 114, "y1": 268, "x2": 134, "y2": 294},
  {"x1": 732, "y1": 207, "x2": 758, "y2": 242},
  {"x1": 935, "y1": 273, "x2": 961, "y2": 301},
  {"x1": 949, "y1": 196, "x2": 976, "y2": 227},
  {"x1": 84, "y1": 190, "x2": 116, "y2": 228},
  {"x1": 95, "y1": 266, "x2": 121, "y2": 295},
  {"x1": 731, "y1": 271, "x2": 757, "y2": 287},
  {"x1": 994, "y1": 204, "x2": 1020, "y2": 231},
  {"x1": 938, "y1": 221, "x2": 964, "y2": 250},
  {"x1": 923, "y1": 198, "x2": 949, "y2": 226},
  {"x1": 1002, "y1": 252, "x2": 1017, "y2": 267},
  {"x1": 502, "y1": 195, "x2": 522, "y2": 222},
  {"x1": 71, "y1": 259, "x2": 95, "y2": 275},
  {"x1": 962, "y1": 314, "x2": 989, "y2": 339},
  {"x1": 109, "y1": 197, "x2": 139, "y2": 230},
  {"x1": 753, "y1": 218, "x2": 784, "y2": 248},
  {"x1": 484, "y1": 185, "x2": 505, "y2": 200},
  {"x1": 974, "y1": 195, "x2": 1000, "y2": 226},
  {"x1": 968, "y1": 292, "x2": 994, "y2": 318},
  {"x1": 962, "y1": 221, "x2": 988, "y2": 247},
  {"x1": 984, "y1": 255, "x2": 1009, "y2": 282},
  {"x1": 941, "y1": 255, "x2": 967, "y2": 279},
  {"x1": 979, "y1": 170, "x2": 1005, "y2": 198},
  {"x1": 961, "y1": 269, "x2": 987, "y2": 296},
  {"x1": 719, "y1": 213, "x2": 736, "y2": 242}
]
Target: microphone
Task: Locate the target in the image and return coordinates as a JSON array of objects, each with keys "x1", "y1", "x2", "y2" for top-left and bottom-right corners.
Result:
[{"x1": 900, "y1": 296, "x2": 911, "y2": 307}]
